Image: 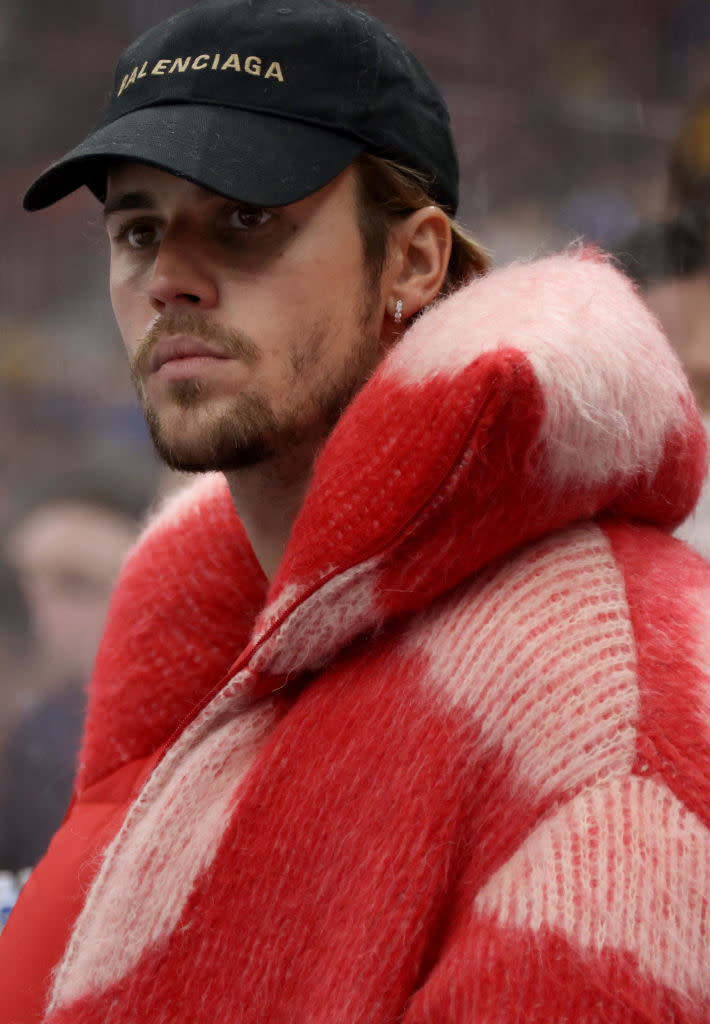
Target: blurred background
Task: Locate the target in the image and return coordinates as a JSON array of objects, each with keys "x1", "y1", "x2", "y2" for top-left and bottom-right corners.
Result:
[{"x1": 2, "y1": 0, "x2": 710, "y2": 877}]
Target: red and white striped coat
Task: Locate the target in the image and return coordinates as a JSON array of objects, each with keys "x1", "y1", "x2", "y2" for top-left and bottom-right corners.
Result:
[{"x1": 2, "y1": 251, "x2": 710, "y2": 1023}]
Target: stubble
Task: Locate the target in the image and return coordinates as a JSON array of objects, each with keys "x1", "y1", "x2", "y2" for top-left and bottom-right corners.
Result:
[{"x1": 130, "y1": 301, "x2": 383, "y2": 473}]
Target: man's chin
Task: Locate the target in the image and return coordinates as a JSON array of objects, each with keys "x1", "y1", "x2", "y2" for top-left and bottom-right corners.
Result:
[
  {"x1": 142, "y1": 411, "x2": 264, "y2": 471},
  {"x1": 148, "y1": 430, "x2": 275, "y2": 473},
  {"x1": 142, "y1": 394, "x2": 280, "y2": 472}
]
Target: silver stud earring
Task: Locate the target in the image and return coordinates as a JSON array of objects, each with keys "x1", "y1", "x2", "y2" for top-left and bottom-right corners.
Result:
[{"x1": 394, "y1": 298, "x2": 404, "y2": 324}]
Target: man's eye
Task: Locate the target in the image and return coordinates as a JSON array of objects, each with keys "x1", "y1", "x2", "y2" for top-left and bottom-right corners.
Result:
[
  {"x1": 117, "y1": 221, "x2": 164, "y2": 248},
  {"x1": 227, "y1": 206, "x2": 273, "y2": 230}
]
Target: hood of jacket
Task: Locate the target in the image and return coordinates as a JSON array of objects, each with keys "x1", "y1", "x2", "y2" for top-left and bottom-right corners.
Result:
[{"x1": 77, "y1": 249, "x2": 707, "y2": 791}]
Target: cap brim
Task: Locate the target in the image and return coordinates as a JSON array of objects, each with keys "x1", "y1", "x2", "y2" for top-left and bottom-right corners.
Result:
[{"x1": 24, "y1": 104, "x2": 365, "y2": 211}]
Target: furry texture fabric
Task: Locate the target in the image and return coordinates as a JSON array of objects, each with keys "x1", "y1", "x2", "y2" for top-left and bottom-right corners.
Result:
[{"x1": 2, "y1": 251, "x2": 710, "y2": 1023}]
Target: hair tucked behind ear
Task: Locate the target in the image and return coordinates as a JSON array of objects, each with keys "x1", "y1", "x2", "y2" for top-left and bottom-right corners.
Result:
[{"x1": 354, "y1": 152, "x2": 490, "y2": 296}]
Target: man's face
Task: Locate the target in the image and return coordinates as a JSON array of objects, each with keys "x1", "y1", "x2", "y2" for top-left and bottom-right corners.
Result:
[{"x1": 105, "y1": 162, "x2": 388, "y2": 471}]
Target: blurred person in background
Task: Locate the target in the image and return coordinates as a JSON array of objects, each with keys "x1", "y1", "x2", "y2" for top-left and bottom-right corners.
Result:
[
  {"x1": 668, "y1": 99, "x2": 710, "y2": 218},
  {"x1": 0, "y1": 499, "x2": 138, "y2": 872},
  {"x1": 2, "y1": 2, "x2": 710, "y2": 1022},
  {"x1": 0, "y1": 477, "x2": 29, "y2": 783},
  {"x1": 616, "y1": 100, "x2": 710, "y2": 557}
]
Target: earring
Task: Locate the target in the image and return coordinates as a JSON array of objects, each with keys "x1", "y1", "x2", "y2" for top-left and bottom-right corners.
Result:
[{"x1": 394, "y1": 298, "x2": 404, "y2": 324}]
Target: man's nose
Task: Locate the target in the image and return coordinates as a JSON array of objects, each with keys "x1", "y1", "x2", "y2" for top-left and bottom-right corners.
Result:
[{"x1": 148, "y1": 233, "x2": 218, "y2": 312}]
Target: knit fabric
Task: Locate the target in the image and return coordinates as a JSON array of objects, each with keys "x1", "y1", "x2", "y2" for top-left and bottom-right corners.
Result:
[{"x1": 8, "y1": 251, "x2": 710, "y2": 1022}]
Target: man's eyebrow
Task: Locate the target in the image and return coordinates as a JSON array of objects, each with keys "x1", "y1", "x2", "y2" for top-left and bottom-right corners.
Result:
[{"x1": 103, "y1": 191, "x2": 156, "y2": 218}]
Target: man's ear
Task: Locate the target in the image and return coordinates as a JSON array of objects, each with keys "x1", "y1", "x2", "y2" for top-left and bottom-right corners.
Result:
[{"x1": 385, "y1": 206, "x2": 452, "y2": 324}]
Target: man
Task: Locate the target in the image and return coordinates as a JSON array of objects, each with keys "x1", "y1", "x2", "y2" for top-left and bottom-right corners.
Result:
[
  {"x1": 2, "y1": 1, "x2": 710, "y2": 1021},
  {"x1": 1, "y1": 497, "x2": 138, "y2": 873},
  {"x1": 624, "y1": 101, "x2": 710, "y2": 560},
  {"x1": 615, "y1": 209, "x2": 710, "y2": 558}
]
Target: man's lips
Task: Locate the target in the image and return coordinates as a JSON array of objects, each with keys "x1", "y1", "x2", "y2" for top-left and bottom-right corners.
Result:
[{"x1": 149, "y1": 334, "x2": 231, "y2": 374}]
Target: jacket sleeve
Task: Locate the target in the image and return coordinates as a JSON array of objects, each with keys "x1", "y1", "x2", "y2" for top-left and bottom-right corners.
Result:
[{"x1": 402, "y1": 775, "x2": 710, "y2": 1024}]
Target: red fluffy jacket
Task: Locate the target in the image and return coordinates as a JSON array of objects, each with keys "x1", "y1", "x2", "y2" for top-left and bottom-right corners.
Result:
[{"x1": 2, "y1": 252, "x2": 710, "y2": 1023}]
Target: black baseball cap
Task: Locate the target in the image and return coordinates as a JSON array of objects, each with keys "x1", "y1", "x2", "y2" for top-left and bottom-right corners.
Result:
[{"x1": 24, "y1": 0, "x2": 459, "y2": 213}]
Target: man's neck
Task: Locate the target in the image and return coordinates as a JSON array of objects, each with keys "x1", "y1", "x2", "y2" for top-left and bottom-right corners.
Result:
[{"x1": 224, "y1": 445, "x2": 318, "y2": 582}]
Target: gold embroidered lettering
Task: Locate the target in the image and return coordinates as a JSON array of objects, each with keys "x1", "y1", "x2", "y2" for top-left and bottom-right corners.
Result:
[
  {"x1": 169, "y1": 56, "x2": 191, "y2": 73},
  {"x1": 115, "y1": 51, "x2": 283, "y2": 89},
  {"x1": 264, "y1": 61, "x2": 284, "y2": 82}
]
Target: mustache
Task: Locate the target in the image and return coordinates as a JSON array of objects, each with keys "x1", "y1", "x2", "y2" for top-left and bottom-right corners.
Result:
[{"x1": 131, "y1": 310, "x2": 259, "y2": 378}]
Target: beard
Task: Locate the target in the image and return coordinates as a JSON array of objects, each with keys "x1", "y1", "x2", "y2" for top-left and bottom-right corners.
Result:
[
  {"x1": 130, "y1": 305, "x2": 383, "y2": 473},
  {"x1": 143, "y1": 384, "x2": 282, "y2": 470}
]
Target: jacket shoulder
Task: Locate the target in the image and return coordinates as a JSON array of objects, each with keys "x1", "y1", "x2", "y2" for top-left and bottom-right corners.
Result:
[{"x1": 76, "y1": 475, "x2": 267, "y2": 792}]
